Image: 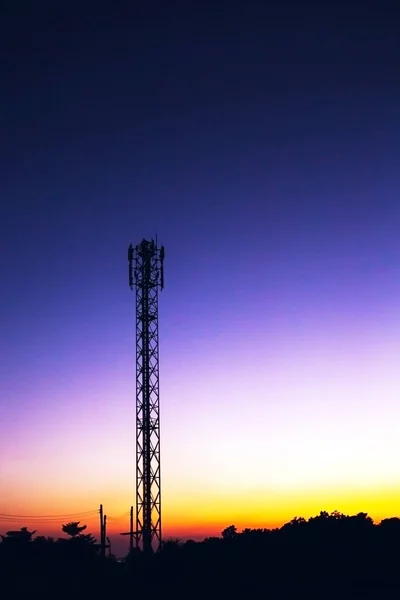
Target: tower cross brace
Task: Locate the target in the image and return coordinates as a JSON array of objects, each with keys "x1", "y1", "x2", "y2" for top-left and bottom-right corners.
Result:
[{"x1": 128, "y1": 239, "x2": 165, "y2": 553}]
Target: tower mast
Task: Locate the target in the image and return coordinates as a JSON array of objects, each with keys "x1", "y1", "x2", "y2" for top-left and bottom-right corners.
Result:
[{"x1": 128, "y1": 239, "x2": 164, "y2": 553}]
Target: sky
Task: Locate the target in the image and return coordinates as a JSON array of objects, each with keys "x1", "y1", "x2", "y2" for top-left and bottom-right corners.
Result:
[{"x1": 1, "y1": 1, "x2": 400, "y2": 556}]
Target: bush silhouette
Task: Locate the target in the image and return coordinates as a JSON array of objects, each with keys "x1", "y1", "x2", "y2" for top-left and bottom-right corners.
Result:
[{"x1": 1, "y1": 510, "x2": 400, "y2": 597}]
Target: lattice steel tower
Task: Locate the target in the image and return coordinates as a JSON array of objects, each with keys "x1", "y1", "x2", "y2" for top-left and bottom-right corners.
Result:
[{"x1": 128, "y1": 239, "x2": 165, "y2": 553}]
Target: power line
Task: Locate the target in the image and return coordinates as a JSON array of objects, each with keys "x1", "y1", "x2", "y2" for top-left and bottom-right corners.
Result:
[
  {"x1": 0, "y1": 517, "x2": 99, "y2": 524},
  {"x1": 105, "y1": 512, "x2": 130, "y2": 522},
  {"x1": 0, "y1": 509, "x2": 98, "y2": 520}
]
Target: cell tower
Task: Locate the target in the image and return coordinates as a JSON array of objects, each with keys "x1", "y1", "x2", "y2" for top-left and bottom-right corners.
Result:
[{"x1": 128, "y1": 239, "x2": 165, "y2": 553}]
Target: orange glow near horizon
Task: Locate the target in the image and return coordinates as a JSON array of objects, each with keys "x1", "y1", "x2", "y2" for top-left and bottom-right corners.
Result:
[{"x1": 2, "y1": 484, "x2": 400, "y2": 549}]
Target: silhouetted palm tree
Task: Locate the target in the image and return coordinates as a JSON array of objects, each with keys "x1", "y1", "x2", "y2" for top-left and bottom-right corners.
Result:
[{"x1": 62, "y1": 521, "x2": 87, "y2": 538}]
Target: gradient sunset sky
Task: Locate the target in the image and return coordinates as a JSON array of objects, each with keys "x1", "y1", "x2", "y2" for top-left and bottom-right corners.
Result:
[{"x1": 1, "y1": 2, "x2": 400, "y2": 555}]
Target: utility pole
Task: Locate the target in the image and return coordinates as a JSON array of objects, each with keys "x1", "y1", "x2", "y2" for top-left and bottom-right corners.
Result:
[
  {"x1": 102, "y1": 515, "x2": 107, "y2": 559},
  {"x1": 99, "y1": 504, "x2": 106, "y2": 558},
  {"x1": 99, "y1": 504, "x2": 104, "y2": 553},
  {"x1": 119, "y1": 505, "x2": 135, "y2": 551},
  {"x1": 130, "y1": 505, "x2": 134, "y2": 551},
  {"x1": 128, "y1": 239, "x2": 165, "y2": 553}
]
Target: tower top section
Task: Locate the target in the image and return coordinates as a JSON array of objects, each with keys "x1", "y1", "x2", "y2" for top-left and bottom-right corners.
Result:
[{"x1": 128, "y1": 238, "x2": 165, "y2": 291}]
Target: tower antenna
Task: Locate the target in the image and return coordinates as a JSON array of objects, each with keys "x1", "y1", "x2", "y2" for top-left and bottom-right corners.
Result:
[{"x1": 128, "y1": 239, "x2": 165, "y2": 553}]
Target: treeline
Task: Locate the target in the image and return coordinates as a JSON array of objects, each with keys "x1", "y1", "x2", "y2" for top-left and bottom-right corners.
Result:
[{"x1": 1, "y1": 511, "x2": 400, "y2": 598}]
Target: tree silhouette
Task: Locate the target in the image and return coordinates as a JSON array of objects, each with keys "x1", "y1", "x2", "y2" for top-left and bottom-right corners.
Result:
[
  {"x1": 221, "y1": 525, "x2": 237, "y2": 540},
  {"x1": 379, "y1": 517, "x2": 400, "y2": 530},
  {"x1": 282, "y1": 517, "x2": 307, "y2": 528},
  {"x1": 160, "y1": 538, "x2": 182, "y2": 553},
  {"x1": 2, "y1": 509, "x2": 400, "y2": 596},
  {"x1": 1, "y1": 527, "x2": 36, "y2": 543},
  {"x1": 62, "y1": 521, "x2": 87, "y2": 538},
  {"x1": 34, "y1": 535, "x2": 55, "y2": 544}
]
